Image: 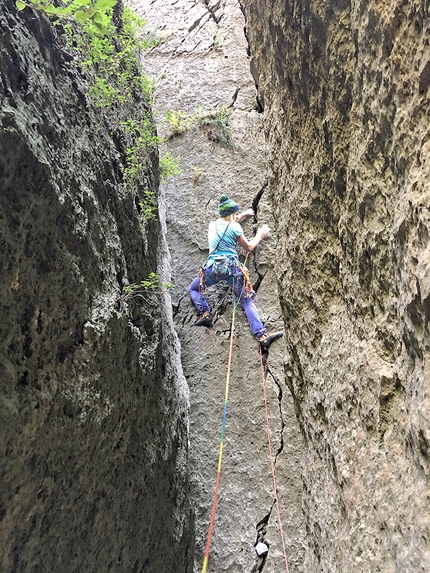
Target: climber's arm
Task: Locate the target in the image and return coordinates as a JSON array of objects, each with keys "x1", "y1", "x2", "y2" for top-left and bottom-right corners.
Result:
[
  {"x1": 236, "y1": 208, "x2": 255, "y2": 223},
  {"x1": 237, "y1": 224, "x2": 270, "y2": 253}
]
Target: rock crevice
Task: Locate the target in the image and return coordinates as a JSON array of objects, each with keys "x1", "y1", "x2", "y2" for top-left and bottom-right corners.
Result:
[{"x1": 138, "y1": 1, "x2": 306, "y2": 571}]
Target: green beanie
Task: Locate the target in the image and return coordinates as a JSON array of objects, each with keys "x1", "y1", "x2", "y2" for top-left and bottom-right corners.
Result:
[{"x1": 218, "y1": 194, "x2": 240, "y2": 217}]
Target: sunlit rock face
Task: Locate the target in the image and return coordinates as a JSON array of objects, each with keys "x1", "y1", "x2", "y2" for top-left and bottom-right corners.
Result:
[
  {"x1": 0, "y1": 2, "x2": 192, "y2": 572},
  {"x1": 239, "y1": 0, "x2": 430, "y2": 571}
]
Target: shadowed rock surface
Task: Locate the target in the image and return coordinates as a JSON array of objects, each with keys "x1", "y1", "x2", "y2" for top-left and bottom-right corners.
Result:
[{"x1": 0, "y1": 2, "x2": 192, "y2": 572}]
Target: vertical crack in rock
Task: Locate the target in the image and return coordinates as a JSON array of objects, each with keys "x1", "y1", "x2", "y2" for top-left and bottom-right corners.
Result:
[
  {"x1": 252, "y1": 268, "x2": 267, "y2": 293},
  {"x1": 251, "y1": 361, "x2": 287, "y2": 572},
  {"x1": 230, "y1": 86, "x2": 240, "y2": 106},
  {"x1": 250, "y1": 180, "x2": 269, "y2": 292},
  {"x1": 251, "y1": 180, "x2": 268, "y2": 215},
  {"x1": 172, "y1": 294, "x2": 186, "y2": 319},
  {"x1": 267, "y1": 367, "x2": 285, "y2": 459},
  {"x1": 251, "y1": 509, "x2": 273, "y2": 572}
]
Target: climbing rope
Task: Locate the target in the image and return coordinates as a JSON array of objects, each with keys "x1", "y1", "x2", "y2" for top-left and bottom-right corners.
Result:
[
  {"x1": 259, "y1": 345, "x2": 290, "y2": 573},
  {"x1": 201, "y1": 280, "x2": 238, "y2": 573},
  {"x1": 200, "y1": 258, "x2": 288, "y2": 572}
]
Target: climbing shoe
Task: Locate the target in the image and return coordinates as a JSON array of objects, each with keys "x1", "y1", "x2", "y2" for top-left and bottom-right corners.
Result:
[
  {"x1": 193, "y1": 311, "x2": 212, "y2": 327},
  {"x1": 258, "y1": 331, "x2": 283, "y2": 350}
]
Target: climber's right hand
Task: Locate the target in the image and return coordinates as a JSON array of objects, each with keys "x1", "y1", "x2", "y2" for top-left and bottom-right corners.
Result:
[{"x1": 258, "y1": 224, "x2": 271, "y2": 239}]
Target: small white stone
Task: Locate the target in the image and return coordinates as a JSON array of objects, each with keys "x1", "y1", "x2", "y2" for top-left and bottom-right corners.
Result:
[{"x1": 255, "y1": 542, "x2": 269, "y2": 556}]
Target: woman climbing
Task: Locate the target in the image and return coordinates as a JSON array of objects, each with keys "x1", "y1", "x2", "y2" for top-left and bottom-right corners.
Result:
[{"x1": 189, "y1": 194, "x2": 283, "y2": 350}]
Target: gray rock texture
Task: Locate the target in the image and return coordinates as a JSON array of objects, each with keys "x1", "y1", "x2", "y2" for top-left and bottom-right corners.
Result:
[
  {"x1": 136, "y1": 1, "x2": 306, "y2": 572},
  {"x1": 240, "y1": 0, "x2": 430, "y2": 571},
  {"x1": 0, "y1": 2, "x2": 192, "y2": 572}
]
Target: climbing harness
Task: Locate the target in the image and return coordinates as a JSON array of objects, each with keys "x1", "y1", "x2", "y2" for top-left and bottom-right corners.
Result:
[
  {"x1": 258, "y1": 345, "x2": 290, "y2": 573},
  {"x1": 199, "y1": 255, "x2": 254, "y2": 299},
  {"x1": 201, "y1": 279, "x2": 238, "y2": 573},
  {"x1": 199, "y1": 222, "x2": 254, "y2": 299}
]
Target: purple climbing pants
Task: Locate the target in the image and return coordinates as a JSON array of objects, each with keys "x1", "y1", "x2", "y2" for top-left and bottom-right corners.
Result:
[{"x1": 189, "y1": 265, "x2": 266, "y2": 338}]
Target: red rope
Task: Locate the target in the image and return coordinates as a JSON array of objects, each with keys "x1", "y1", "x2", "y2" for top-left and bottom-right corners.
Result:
[{"x1": 259, "y1": 346, "x2": 290, "y2": 573}]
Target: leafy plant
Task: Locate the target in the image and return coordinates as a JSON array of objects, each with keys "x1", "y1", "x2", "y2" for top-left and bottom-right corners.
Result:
[
  {"x1": 15, "y1": 0, "x2": 117, "y2": 34},
  {"x1": 69, "y1": 5, "x2": 157, "y2": 107},
  {"x1": 199, "y1": 104, "x2": 235, "y2": 147},
  {"x1": 163, "y1": 109, "x2": 195, "y2": 140},
  {"x1": 160, "y1": 105, "x2": 237, "y2": 149},
  {"x1": 159, "y1": 153, "x2": 182, "y2": 183},
  {"x1": 138, "y1": 190, "x2": 157, "y2": 223},
  {"x1": 121, "y1": 273, "x2": 174, "y2": 303},
  {"x1": 122, "y1": 117, "x2": 161, "y2": 184}
]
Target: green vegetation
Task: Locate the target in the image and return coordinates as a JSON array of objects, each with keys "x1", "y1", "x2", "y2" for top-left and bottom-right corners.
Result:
[
  {"x1": 199, "y1": 104, "x2": 235, "y2": 147},
  {"x1": 15, "y1": 0, "x2": 155, "y2": 105},
  {"x1": 138, "y1": 191, "x2": 157, "y2": 223},
  {"x1": 63, "y1": 4, "x2": 157, "y2": 108},
  {"x1": 163, "y1": 109, "x2": 195, "y2": 139},
  {"x1": 161, "y1": 104, "x2": 236, "y2": 148},
  {"x1": 122, "y1": 117, "x2": 161, "y2": 185},
  {"x1": 121, "y1": 273, "x2": 174, "y2": 302},
  {"x1": 15, "y1": 0, "x2": 184, "y2": 219},
  {"x1": 160, "y1": 153, "x2": 182, "y2": 183},
  {"x1": 120, "y1": 273, "x2": 174, "y2": 312},
  {"x1": 16, "y1": 0, "x2": 117, "y2": 33}
]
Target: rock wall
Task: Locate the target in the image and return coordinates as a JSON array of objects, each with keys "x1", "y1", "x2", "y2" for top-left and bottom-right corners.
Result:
[
  {"x1": 136, "y1": 1, "x2": 307, "y2": 571},
  {"x1": 0, "y1": 3, "x2": 192, "y2": 572},
  {"x1": 240, "y1": 0, "x2": 430, "y2": 571}
]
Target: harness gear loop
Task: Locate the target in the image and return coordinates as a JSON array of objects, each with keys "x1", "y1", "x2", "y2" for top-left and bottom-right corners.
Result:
[
  {"x1": 201, "y1": 279, "x2": 238, "y2": 573},
  {"x1": 239, "y1": 252, "x2": 254, "y2": 298},
  {"x1": 199, "y1": 256, "x2": 254, "y2": 299}
]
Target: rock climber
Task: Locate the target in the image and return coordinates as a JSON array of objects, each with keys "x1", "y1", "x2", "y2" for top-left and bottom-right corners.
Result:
[{"x1": 189, "y1": 194, "x2": 283, "y2": 350}]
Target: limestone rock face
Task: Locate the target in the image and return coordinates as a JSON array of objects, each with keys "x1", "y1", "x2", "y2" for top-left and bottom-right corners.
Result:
[
  {"x1": 240, "y1": 0, "x2": 430, "y2": 571},
  {"x1": 136, "y1": 1, "x2": 307, "y2": 571},
  {"x1": 0, "y1": 3, "x2": 192, "y2": 572}
]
